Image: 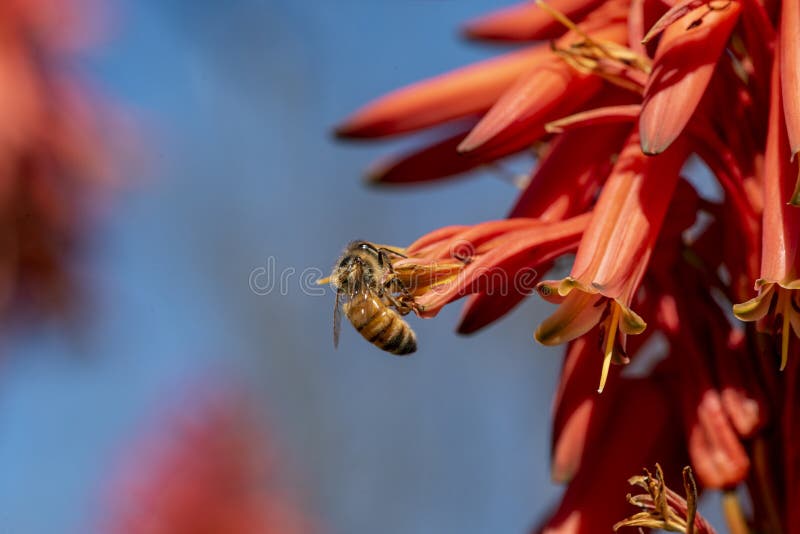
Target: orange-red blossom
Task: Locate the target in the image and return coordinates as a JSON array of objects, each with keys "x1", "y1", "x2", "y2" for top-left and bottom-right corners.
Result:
[
  {"x1": 333, "y1": 0, "x2": 800, "y2": 531},
  {"x1": 534, "y1": 132, "x2": 688, "y2": 392}
]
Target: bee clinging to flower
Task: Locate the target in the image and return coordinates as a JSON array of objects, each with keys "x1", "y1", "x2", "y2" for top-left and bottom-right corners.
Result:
[{"x1": 323, "y1": 241, "x2": 421, "y2": 355}]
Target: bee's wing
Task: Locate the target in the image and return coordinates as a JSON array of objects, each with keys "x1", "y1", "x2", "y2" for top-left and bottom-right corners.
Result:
[{"x1": 333, "y1": 291, "x2": 343, "y2": 349}]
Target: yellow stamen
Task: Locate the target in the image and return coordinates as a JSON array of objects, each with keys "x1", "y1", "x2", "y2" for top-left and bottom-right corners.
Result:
[
  {"x1": 780, "y1": 289, "x2": 791, "y2": 371},
  {"x1": 535, "y1": 0, "x2": 590, "y2": 42},
  {"x1": 599, "y1": 301, "x2": 621, "y2": 393}
]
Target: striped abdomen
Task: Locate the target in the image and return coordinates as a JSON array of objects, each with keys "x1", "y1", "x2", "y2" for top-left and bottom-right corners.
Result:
[{"x1": 344, "y1": 292, "x2": 416, "y2": 355}]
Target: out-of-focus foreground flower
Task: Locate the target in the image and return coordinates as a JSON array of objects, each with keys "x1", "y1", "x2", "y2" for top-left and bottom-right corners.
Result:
[
  {"x1": 336, "y1": 0, "x2": 800, "y2": 532},
  {"x1": 100, "y1": 388, "x2": 315, "y2": 534},
  {"x1": 0, "y1": 0, "x2": 117, "y2": 328}
]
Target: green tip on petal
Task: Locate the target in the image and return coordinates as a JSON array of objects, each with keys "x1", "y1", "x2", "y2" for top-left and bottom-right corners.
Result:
[
  {"x1": 733, "y1": 285, "x2": 775, "y2": 322},
  {"x1": 618, "y1": 302, "x2": 647, "y2": 335},
  {"x1": 639, "y1": 136, "x2": 667, "y2": 156},
  {"x1": 558, "y1": 277, "x2": 582, "y2": 297},
  {"x1": 534, "y1": 291, "x2": 606, "y2": 346},
  {"x1": 790, "y1": 174, "x2": 800, "y2": 206}
]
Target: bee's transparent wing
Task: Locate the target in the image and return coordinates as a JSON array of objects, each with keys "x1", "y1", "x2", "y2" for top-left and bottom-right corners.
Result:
[{"x1": 333, "y1": 292, "x2": 343, "y2": 349}]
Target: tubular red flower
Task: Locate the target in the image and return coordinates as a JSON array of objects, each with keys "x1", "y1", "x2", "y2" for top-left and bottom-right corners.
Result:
[
  {"x1": 397, "y1": 215, "x2": 589, "y2": 317},
  {"x1": 535, "y1": 131, "x2": 688, "y2": 391},
  {"x1": 639, "y1": 0, "x2": 742, "y2": 154},
  {"x1": 538, "y1": 380, "x2": 683, "y2": 534},
  {"x1": 334, "y1": 46, "x2": 547, "y2": 139},
  {"x1": 458, "y1": 16, "x2": 628, "y2": 153},
  {"x1": 366, "y1": 125, "x2": 540, "y2": 185},
  {"x1": 456, "y1": 56, "x2": 603, "y2": 153},
  {"x1": 332, "y1": 1, "x2": 800, "y2": 530},
  {"x1": 734, "y1": 52, "x2": 800, "y2": 371},
  {"x1": 640, "y1": 0, "x2": 705, "y2": 44},
  {"x1": 0, "y1": 0, "x2": 119, "y2": 325},
  {"x1": 780, "y1": 0, "x2": 800, "y2": 159},
  {"x1": 512, "y1": 121, "x2": 632, "y2": 221},
  {"x1": 101, "y1": 390, "x2": 314, "y2": 534},
  {"x1": 656, "y1": 299, "x2": 752, "y2": 489},
  {"x1": 462, "y1": 0, "x2": 605, "y2": 42},
  {"x1": 551, "y1": 330, "x2": 623, "y2": 483}
]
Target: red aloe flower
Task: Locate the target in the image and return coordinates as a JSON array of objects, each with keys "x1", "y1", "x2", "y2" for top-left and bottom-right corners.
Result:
[
  {"x1": 780, "y1": 0, "x2": 800, "y2": 169},
  {"x1": 333, "y1": 0, "x2": 799, "y2": 531},
  {"x1": 734, "y1": 53, "x2": 800, "y2": 371},
  {"x1": 534, "y1": 131, "x2": 688, "y2": 392},
  {"x1": 335, "y1": 45, "x2": 549, "y2": 139},
  {"x1": 639, "y1": 0, "x2": 742, "y2": 154},
  {"x1": 539, "y1": 379, "x2": 686, "y2": 534},
  {"x1": 462, "y1": 0, "x2": 606, "y2": 42}
]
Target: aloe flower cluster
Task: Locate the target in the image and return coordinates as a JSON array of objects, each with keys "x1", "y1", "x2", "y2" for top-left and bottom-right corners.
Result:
[{"x1": 335, "y1": 0, "x2": 800, "y2": 532}]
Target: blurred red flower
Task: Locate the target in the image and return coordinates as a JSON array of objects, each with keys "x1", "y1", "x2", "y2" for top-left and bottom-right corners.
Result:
[
  {"x1": 335, "y1": 0, "x2": 799, "y2": 532},
  {"x1": 0, "y1": 0, "x2": 118, "y2": 326},
  {"x1": 101, "y1": 388, "x2": 315, "y2": 534}
]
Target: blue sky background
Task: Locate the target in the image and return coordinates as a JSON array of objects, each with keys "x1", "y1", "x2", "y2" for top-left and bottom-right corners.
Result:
[{"x1": 0, "y1": 1, "x2": 652, "y2": 533}]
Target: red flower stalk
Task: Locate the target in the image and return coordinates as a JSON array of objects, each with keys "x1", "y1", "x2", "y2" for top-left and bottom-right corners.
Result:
[{"x1": 333, "y1": 0, "x2": 800, "y2": 531}]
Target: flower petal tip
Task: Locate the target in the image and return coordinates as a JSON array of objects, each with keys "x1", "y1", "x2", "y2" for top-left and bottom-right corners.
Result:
[
  {"x1": 732, "y1": 286, "x2": 774, "y2": 323},
  {"x1": 534, "y1": 325, "x2": 563, "y2": 346},
  {"x1": 618, "y1": 303, "x2": 647, "y2": 335},
  {"x1": 363, "y1": 168, "x2": 390, "y2": 187},
  {"x1": 332, "y1": 120, "x2": 366, "y2": 140},
  {"x1": 456, "y1": 135, "x2": 481, "y2": 154},
  {"x1": 638, "y1": 131, "x2": 670, "y2": 156},
  {"x1": 790, "y1": 178, "x2": 800, "y2": 207}
]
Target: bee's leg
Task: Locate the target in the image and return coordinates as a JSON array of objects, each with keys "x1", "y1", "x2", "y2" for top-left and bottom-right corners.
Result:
[
  {"x1": 384, "y1": 292, "x2": 412, "y2": 315},
  {"x1": 384, "y1": 273, "x2": 409, "y2": 296},
  {"x1": 384, "y1": 276, "x2": 419, "y2": 315}
]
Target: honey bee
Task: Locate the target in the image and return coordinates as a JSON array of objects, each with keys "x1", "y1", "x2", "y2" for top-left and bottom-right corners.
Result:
[{"x1": 328, "y1": 241, "x2": 418, "y2": 355}]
